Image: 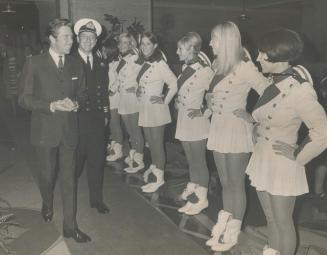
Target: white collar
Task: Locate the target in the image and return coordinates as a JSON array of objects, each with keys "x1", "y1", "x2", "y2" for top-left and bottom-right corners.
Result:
[
  {"x1": 78, "y1": 49, "x2": 93, "y2": 68},
  {"x1": 49, "y1": 48, "x2": 65, "y2": 67}
]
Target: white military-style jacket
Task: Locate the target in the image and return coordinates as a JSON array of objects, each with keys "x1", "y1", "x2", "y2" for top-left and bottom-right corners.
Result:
[
  {"x1": 108, "y1": 60, "x2": 119, "y2": 93},
  {"x1": 210, "y1": 60, "x2": 268, "y2": 115},
  {"x1": 117, "y1": 52, "x2": 141, "y2": 95},
  {"x1": 177, "y1": 62, "x2": 214, "y2": 110},
  {"x1": 137, "y1": 59, "x2": 177, "y2": 104},
  {"x1": 253, "y1": 67, "x2": 327, "y2": 165}
]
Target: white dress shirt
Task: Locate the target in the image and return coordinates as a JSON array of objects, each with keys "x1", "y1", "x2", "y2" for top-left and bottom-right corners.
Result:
[
  {"x1": 78, "y1": 49, "x2": 93, "y2": 69},
  {"x1": 49, "y1": 48, "x2": 65, "y2": 68}
]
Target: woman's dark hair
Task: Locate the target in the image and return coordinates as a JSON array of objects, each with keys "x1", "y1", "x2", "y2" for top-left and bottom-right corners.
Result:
[
  {"x1": 102, "y1": 38, "x2": 119, "y2": 62},
  {"x1": 258, "y1": 28, "x2": 303, "y2": 63},
  {"x1": 140, "y1": 32, "x2": 162, "y2": 62},
  {"x1": 141, "y1": 32, "x2": 158, "y2": 45}
]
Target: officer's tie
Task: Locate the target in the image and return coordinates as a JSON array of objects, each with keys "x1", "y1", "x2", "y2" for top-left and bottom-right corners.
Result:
[
  {"x1": 87, "y1": 56, "x2": 92, "y2": 70},
  {"x1": 58, "y1": 56, "x2": 64, "y2": 72}
]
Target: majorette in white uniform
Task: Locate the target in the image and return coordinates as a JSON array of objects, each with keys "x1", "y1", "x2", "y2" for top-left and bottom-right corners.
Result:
[
  {"x1": 175, "y1": 56, "x2": 214, "y2": 141},
  {"x1": 207, "y1": 58, "x2": 269, "y2": 153},
  {"x1": 246, "y1": 66, "x2": 327, "y2": 196},
  {"x1": 136, "y1": 52, "x2": 177, "y2": 127},
  {"x1": 108, "y1": 59, "x2": 120, "y2": 110},
  {"x1": 117, "y1": 50, "x2": 141, "y2": 115}
]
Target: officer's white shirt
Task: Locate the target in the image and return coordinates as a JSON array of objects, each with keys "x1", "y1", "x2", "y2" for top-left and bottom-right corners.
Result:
[{"x1": 78, "y1": 49, "x2": 93, "y2": 69}]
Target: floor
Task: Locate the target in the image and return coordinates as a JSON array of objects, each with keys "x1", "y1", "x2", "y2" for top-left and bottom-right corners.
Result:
[{"x1": 1, "y1": 99, "x2": 327, "y2": 255}]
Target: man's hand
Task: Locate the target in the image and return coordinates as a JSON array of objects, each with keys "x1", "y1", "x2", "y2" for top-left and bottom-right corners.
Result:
[{"x1": 50, "y1": 98, "x2": 78, "y2": 112}]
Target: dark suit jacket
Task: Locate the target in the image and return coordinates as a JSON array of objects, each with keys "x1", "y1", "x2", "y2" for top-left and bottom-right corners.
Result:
[
  {"x1": 18, "y1": 51, "x2": 86, "y2": 147},
  {"x1": 75, "y1": 52, "x2": 109, "y2": 134}
]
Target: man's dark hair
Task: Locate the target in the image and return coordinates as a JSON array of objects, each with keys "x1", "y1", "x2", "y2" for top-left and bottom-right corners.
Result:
[{"x1": 46, "y1": 18, "x2": 72, "y2": 38}]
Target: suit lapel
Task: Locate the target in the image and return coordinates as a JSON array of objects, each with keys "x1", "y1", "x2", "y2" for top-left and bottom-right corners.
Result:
[
  {"x1": 45, "y1": 52, "x2": 67, "y2": 81},
  {"x1": 116, "y1": 58, "x2": 126, "y2": 73},
  {"x1": 208, "y1": 73, "x2": 226, "y2": 93},
  {"x1": 92, "y1": 55, "x2": 101, "y2": 71},
  {"x1": 46, "y1": 52, "x2": 60, "y2": 73},
  {"x1": 177, "y1": 66, "x2": 196, "y2": 89},
  {"x1": 253, "y1": 83, "x2": 281, "y2": 111},
  {"x1": 253, "y1": 69, "x2": 297, "y2": 111},
  {"x1": 137, "y1": 62, "x2": 151, "y2": 84}
]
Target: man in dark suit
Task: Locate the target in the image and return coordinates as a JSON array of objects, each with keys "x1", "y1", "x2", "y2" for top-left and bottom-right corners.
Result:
[
  {"x1": 18, "y1": 18, "x2": 91, "y2": 243},
  {"x1": 73, "y1": 18, "x2": 110, "y2": 214}
]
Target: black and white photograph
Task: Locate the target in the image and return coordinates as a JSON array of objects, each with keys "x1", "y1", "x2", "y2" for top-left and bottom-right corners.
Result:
[{"x1": 0, "y1": 0, "x2": 327, "y2": 254}]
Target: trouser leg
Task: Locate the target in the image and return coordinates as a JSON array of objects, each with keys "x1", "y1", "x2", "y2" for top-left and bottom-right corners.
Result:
[
  {"x1": 34, "y1": 146, "x2": 57, "y2": 208},
  {"x1": 59, "y1": 142, "x2": 77, "y2": 230}
]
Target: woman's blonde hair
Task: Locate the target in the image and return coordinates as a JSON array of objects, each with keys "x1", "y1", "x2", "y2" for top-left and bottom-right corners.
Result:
[{"x1": 211, "y1": 21, "x2": 243, "y2": 75}]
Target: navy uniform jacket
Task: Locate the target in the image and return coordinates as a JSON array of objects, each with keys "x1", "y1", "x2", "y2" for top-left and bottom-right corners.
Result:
[
  {"x1": 76, "y1": 53, "x2": 109, "y2": 134},
  {"x1": 18, "y1": 52, "x2": 86, "y2": 147}
]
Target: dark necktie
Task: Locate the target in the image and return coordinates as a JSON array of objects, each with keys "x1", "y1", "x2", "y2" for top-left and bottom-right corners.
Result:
[
  {"x1": 58, "y1": 56, "x2": 64, "y2": 72},
  {"x1": 87, "y1": 56, "x2": 91, "y2": 70}
]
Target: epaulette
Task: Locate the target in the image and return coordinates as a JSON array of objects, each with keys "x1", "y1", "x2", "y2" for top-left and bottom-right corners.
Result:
[
  {"x1": 292, "y1": 65, "x2": 313, "y2": 85},
  {"x1": 271, "y1": 65, "x2": 313, "y2": 85},
  {"x1": 198, "y1": 51, "x2": 211, "y2": 67},
  {"x1": 291, "y1": 69, "x2": 307, "y2": 84}
]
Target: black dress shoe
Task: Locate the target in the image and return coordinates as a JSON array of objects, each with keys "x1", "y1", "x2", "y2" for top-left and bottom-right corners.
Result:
[
  {"x1": 63, "y1": 228, "x2": 91, "y2": 243},
  {"x1": 41, "y1": 204, "x2": 53, "y2": 222},
  {"x1": 90, "y1": 202, "x2": 110, "y2": 214}
]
